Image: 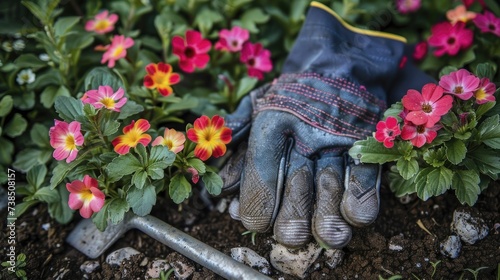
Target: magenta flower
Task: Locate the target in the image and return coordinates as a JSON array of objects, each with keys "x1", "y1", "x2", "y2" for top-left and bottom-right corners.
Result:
[
  {"x1": 473, "y1": 11, "x2": 500, "y2": 37},
  {"x1": 474, "y1": 77, "x2": 496, "y2": 104},
  {"x1": 85, "y1": 10, "x2": 118, "y2": 34},
  {"x1": 439, "y1": 69, "x2": 480, "y2": 100},
  {"x1": 413, "y1": 41, "x2": 428, "y2": 61},
  {"x1": 395, "y1": 0, "x2": 421, "y2": 14},
  {"x1": 240, "y1": 42, "x2": 273, "y2": 80},
  {"x1": 374, "y1": 116, "x2": 401, "y2": 148},
  {"x1": 402, "y1": 83, "x2": 453, "y2": 127},
  {"x1": 215, "y1": 26, "x2": 250, "y2": 52},
  {"x1": 66, "y1": 175, "x2": 105, "y2": 219},
  {"x1": 100, "y1": 35, "x2": 134, "y2": 68},
  {"x1": 187, "y1": 167, "x2": 199, "y2": 184},
  {"x1": 82, "y1": 86, "x2": 127, "y2": 112},
  {"x1": 428, "y1": 21, "x2": 473, "y2": 57},
  {"x1": 49, "y1": 120, "x2": 84, "y2": 163},
  {"x1": 172, "y1": 30, "x2": 211, "y2": 73},
  {"x1": 401, "y1": 122, "x2": 440, "y2": 148}
]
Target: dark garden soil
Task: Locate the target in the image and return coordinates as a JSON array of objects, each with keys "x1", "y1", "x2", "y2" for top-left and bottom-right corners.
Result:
[{"x1": 1, "y1": 179, "x2": 500, "y2": 280}]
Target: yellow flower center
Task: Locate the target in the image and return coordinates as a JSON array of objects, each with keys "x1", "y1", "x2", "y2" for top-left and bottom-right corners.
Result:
[
  {"x1": 475, "y1": 88, "x2": 486, "y2": 100},
  {"x1": 95, "y1": 20, "x2": 110, "y2": 31},
  {"x1": 65, "y1": 134, "x2": 76, "y2": 150},
  {"x1": 153, "y1": 72, "x2": 170, "y2": 86},
  {"x1": 124, "y1": 129, "x2": 142, "y2": 146},
  {"x1": 112, "y1": 45, "x2": 124, "y2": 57},
  {"x1": 164, "y1": 139, "x2": 174, "y2": 150},
  {"x1": 80, "y1": 189, "x2": 94, "y2": 201},
  {"x1": 101, "y1": 97, "x2": 115, "y2": 109}
]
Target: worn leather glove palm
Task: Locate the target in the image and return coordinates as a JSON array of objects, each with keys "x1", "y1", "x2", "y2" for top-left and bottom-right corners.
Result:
[{"x1": 220, "y1": 2, "x2": 433, "y2": 249}]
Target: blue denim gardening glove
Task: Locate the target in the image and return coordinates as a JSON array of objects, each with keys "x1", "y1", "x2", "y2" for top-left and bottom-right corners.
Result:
[{"x1": 220, "y1": 2, "x2": 433, "y2": 249}]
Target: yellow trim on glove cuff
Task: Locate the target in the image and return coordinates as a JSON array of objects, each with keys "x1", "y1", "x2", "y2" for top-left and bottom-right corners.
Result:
[{"x1": 310, "y1": 1, "x2": 407, "y2": 43}]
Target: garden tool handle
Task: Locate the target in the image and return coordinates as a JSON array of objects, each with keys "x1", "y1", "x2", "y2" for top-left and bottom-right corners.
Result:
[{"x1": 130, "y1": 214, "x2": 272, "y2": 280}]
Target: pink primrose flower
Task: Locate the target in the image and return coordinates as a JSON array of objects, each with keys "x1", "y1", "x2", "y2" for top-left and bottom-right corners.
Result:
[
  {"x1": 446, "y1": 5, "x2": 476, "y2": 25},
  {"x1": 82, "y1": 85, "x2": 127, "y2": 112},
  {"x1": 401, "y1": 122, "x2": 440, "y2": 148},
  {"x1": 215, "y1": 26, "x2": 250, "y2": 52},
  {"x1": 402, "y1": 83, "x2": 453, "y2": 127},
  {"x1": 49, "y1": 120, "x2": 84, "y2": 163},
  {"x1": 428, "y1": 21, "x2": 473, "y2": 57},
  {"x1": 473, "y1": 11, "x2": 500, "y2": 37},
  {"x1": 474, "y1": 77, "x2": 496, "y2": 104},
  {"x1": 172, "y1": 30, "x2": 211, "y2": 73},
  {"x1": 395, "y1": 0, "x2": 421, "y2": 14},
  {"x1": 66, "y1": 175, "x2": 105, "y2": 219},
  {"x1": 374, "y1": 116, "x2": 401, "y2": 148},
  {"x1": 439, "y1": 69, "x2": 480, "y2": 100},
  {"x1": 240, "y1": 42, "x2": 273, "y2": 80},
  {"x1": 152, "y1": 128, "x2": 186, "y2": 154},
  {"x1": 85, "y1": 10, "x2": 118, "y2": 34},
  {"x1": 100, "y1": 35, "x2": 135, "y2": 68}
]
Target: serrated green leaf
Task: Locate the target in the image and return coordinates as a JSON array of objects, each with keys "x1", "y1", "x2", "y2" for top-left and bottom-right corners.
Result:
[
  {"x1": 132, "y1": 170, "x2": 148, "y2": 189},
  {"x1": 383, "y1": 102, "x2": 403, "y2": 119},
  {"x1": 414, "y1": 167, "x2": 434, "y2": 201},
  {"x1": 0, "y1": 95, "x2": 13, "y2": 117},
  {"x1": 195, "y1": 8, "x2": 223, "y2": 34},
  {"x1": 476, "y1": 101, "x2": 496, "y2": 119},
  {"x1": 237, "y1": 8, "x2": 270, "y2": 33},
  {"x1": 388, "y1": 165, "x2": 416, "y2": 196},
  {"x1": 107, "y1": 198, "x2": 129, "y2": 225},
  {"x1": 477, "y1": 115, "x2": 500, "y2": 149},
  {"x1": 147, "y1": 161, "x2": 167, "y2": 180},
  {"x1": 92, "y1": 202, "x2": 109, "y2": 231},
  {"x1": 41, "y1": 85, "x2": 70, "y2": 108},
  {"x1": 5, "y1": 113, "x2": 28, "y2": 137},
  {"x1": 30, "y1": 123, "x2": 50, "y2": 148},
  {"x1": 33, "y1": 187, "x2": 59, "y2": 203},
  {"x1": 54, "y1": 16, "x2": 81, "y2": 37},
  {"x1": 169, "y1": 173, "x2": 192, "y2": 204},
  {"x1": 127, "y1": 185, "x2": 156, "y2": 216},
  {"x1": 445, "y1": 139, "x2": 467, "y2": 164},
  {"x1": 423, "y1": 147, "x2": 446, "y2": 167},
  {"x1": 106, "y1": 154, "x2": 142, "y2": 182},
  {"x1": 149, "y1": 145, "x2": 175, "y2": 165},
  {"x1": 466, "y1": 146, "x2": 500, "y2": 178},
  {"x1": 134, "y1": 144, "x2": 148, "y2": 165},
  {"x1": 348, "y1": 138, "x2": 402, "y2": 164},
  {"x1": 49, "y1": 155, "x2": 87, "y2": 189},
  {"x1": 452, "y1": 170, "x2": 481, "y2": 206},
  {"x1": 202, "y1": 171, "x2": 223, "y2": 196},
  {"x1": 396, "y1": 157, "x2": 419, "y2": 180},
  {"x1": 118, "y1": 100, "x2": 143, "y2": 120},
  {"x1": 426, "y1": 166, "x2": 453, "y2": 197},
  {"x1": 54, "y1": 96, "x2": 84, "y2": 122},
  {"x1": 187, "y1": 158, "x2": 206, "y2": 174},
  {"x1": 84, "y1": 67, "x2": 125, "y2": 92},
  {"x1": 26, "y1": 164, "x2": 47, "y2": 189},
  {"x1": 102, "y1": 120, "x2": 121, "y2": 137}
]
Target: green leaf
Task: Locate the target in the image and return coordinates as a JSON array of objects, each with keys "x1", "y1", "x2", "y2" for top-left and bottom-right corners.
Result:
[
  {"x1": 107, "y1": 198, "x2": 129, "y2": 225},
  {"x1": 187, "y1": 158, "x2": 206, "y2": 174},
  {"x1": 13, "y1": 148, "x2": 42, "y2": 172},
  {"x1": 235, "y1": 77, "x2": 258, "y2": 102},
  {"x1": 164, "y1": 95, "x2": 199, "y2": 114},
  {"x1": 84, "y1": 67, "x2": 125, "y2": 92},
  {"x1": 33, "y1": 187, "x2": 59, "y2": 203},
  {"x1": 146, "y1": 162, "x2": 167, "y2": 180},
  {"x1": 452, "y1": 170, "x2": 481, "y2": 206},
  {"x1": 169, "y1": 173, "x2": 192, "y2": 204},
  {"x1": 48, "y1": 184, "x2": 73, "y2": 224},
  {"x1": 102, "y1": 120, "x2": 120, "y2": 137},
  {"x1": 476, "y1": 101, "x2": 496, "y2": 119},
  {"x1": 236, "y1": 8, "x2": 270, "y2": 33},
  {"x1": 54, "y1": 96, "x2": 84, "y2": 122},
  {"x1": 465, "y1": 146, "x2": 500, "y2": 178},
  {"x1": 5, "y1": 113, "x2": 28, "y2": 137},
  {"x1": 118, "y1": 100, "x2": 143, "y2": 120},
  {"x1": 387, "y1": 165, "x2": 416, "y2": 196},
  {"x1": 414, "y1": 167, "x2": 434, "y2": 201},
  {"x1": 383, "y1": 102, "x2": 403, "y2": 119},
  {"x1": 106, "y1": 154, "x2": 142, "y2": 182},
  {"x1": 127, "y1": 185, "x2": 156, "y2": 216},
  {"x1": 396, "y1": 157, "x2": 419, "y2": 180},
  {"x1": 26, "y1": 164, "x2": 47, "y2": 189},
  {"x1": 426, "y1": 166, "x2": 453, "y2": 197},
  {"x1": 149, "y1": 145, "x2": 175, "y2": 165},
  {"x1": 12, "y1": 91, "x2": 35, "y2": 110},
  {"x1": 41, "y1": 85, "x2": 70, "y2": 108},
  {"x1": 439, "y1": 66, "x2": 458, "y2": 78},
  {"x1": 449, "y1": 46, "x2": 476, "y2": 68},
  {"x1": 348, "y1": 138, "x2": 402, "y2": 164},
  {"x1": 445, "y1": 139, "x2": 467, "y2": 164},
  {"x1": 21, "y1": 1, "x2": 47, "y2": 23},
  {"x1": 132, "y1": 170, "x2": 148, "y2": 189},
  {"x1": 474, "y1": 62, "x2": 496, "y2": 80},
  {"x1": 15, "y1": 200, "x2": 39, "y2": 218},
  {"x1": 54, "y1": 16, "x2": 81, "y2": 37},
  {"x1": 0, "y1": 95, "x2": 13, "y2": 117},
  {"x1": 477, "y1": 115, "x2": 500, "y2": 149},
  {"x1": 195, "y1": 8, "x2": 223, "y2": 35},
  {"x1": 202, "y1": 171, "x2": 223, "y2": 196},
  {"x1": 0, "y1": 137, "x2": 14, "y2": 165},
  {"x1": 49, "y1": 156, "x2": 86, "y2": 189},
  {"x1": 92, "y1": 202, "x2": 109, "y2": 231},
  {"x1": 423, "y1": 147, "x2": 446, "y2": 167},
  {"x1": 14, "y1": 53, "x2": 46, "y2": 68},
  {"x1": 30, "y1": 123, "x2": 50, "y2": 148}
]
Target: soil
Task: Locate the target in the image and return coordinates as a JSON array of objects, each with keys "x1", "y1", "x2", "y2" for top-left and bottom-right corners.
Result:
[{"x1": 1, "y1": 179, "x2": 500, "y2": 280}]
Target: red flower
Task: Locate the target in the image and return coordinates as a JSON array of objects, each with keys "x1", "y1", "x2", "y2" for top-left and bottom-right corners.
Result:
[
  {"x1": 186, "y1": 115, "x2": 232, "y2": 161},
  {"x1": 413, "y1": 41, "x2": 428, "y2": 61},
  {"x1": 428, "y1": 21, "x2": 473, "y2": 57},
  {"x1": 111, "y1": 119, "x2": 152, "y2": 155},
  {"x1": 143, "y1": 62, "x2": 181, "y2": 96},
  {"x1": 172, "y1": 30, "x2": 211, "y2": 73},
  {"x1": 240, "y1": 42, "x2": 273, "y2": 80},
  {"x1": 402, "y1": 83, "x2": 453, "y2": 128},
  {"x1": 374, "y1": 116, "x2": 401, "y2": 148},
  {"x1": 401, "y1": 122, "x2": 440, "y2": 148}
]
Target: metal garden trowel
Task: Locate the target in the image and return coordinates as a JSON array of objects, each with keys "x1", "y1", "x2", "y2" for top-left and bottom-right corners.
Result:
[{"x1": 66, "y1": 213, "x2": 272, "y2": 280}]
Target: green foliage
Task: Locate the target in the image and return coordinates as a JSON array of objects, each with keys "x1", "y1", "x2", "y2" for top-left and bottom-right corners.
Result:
[{"x1": 1, "y1": 253, "x2": 28, "y2": 280}]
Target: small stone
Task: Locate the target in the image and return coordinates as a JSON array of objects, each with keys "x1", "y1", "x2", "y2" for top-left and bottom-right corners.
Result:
[
  {"x1": 216, "y1": 198, "x2": 229, "y2": 213},
  {"x1": 171, "y1": 261, "x2": 194, "y2": 279},
  {"x1": 450, "y1": 208, "x2": 489, "y2": 245},
  {"x1": 323, "y1": 249, "x2": 344, "y2": 269},
  {"x1": 106, "y1": 247, "x2": 141, "y2": 266},
  {"x1": 228, "y1": 197, "x2": 240, "y2": 220},
  {"x1": 80, "y1": 260, "x2": 100, "y2": 274},
  {"x1": 140, "y1": 257, "x2": 149, "y2": 267},
  {"x1": 42, "y1": 223, "x2": 51, "y2": 231},
  {"x1": 146, "y1": 259, "x2": 170, "y2": 279},
  {"x1": 231, "y1": 247, "x2": 271, "y2": 275},
  {"x1": 388, "y1": 234, "x2": 406, "y2": 251},
  {"x1": 440, "y1": 235, "x2": 462, "y2": 259},
  {"x1": 270, "y1": 242, "x2": 323, "y2": 279}
]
